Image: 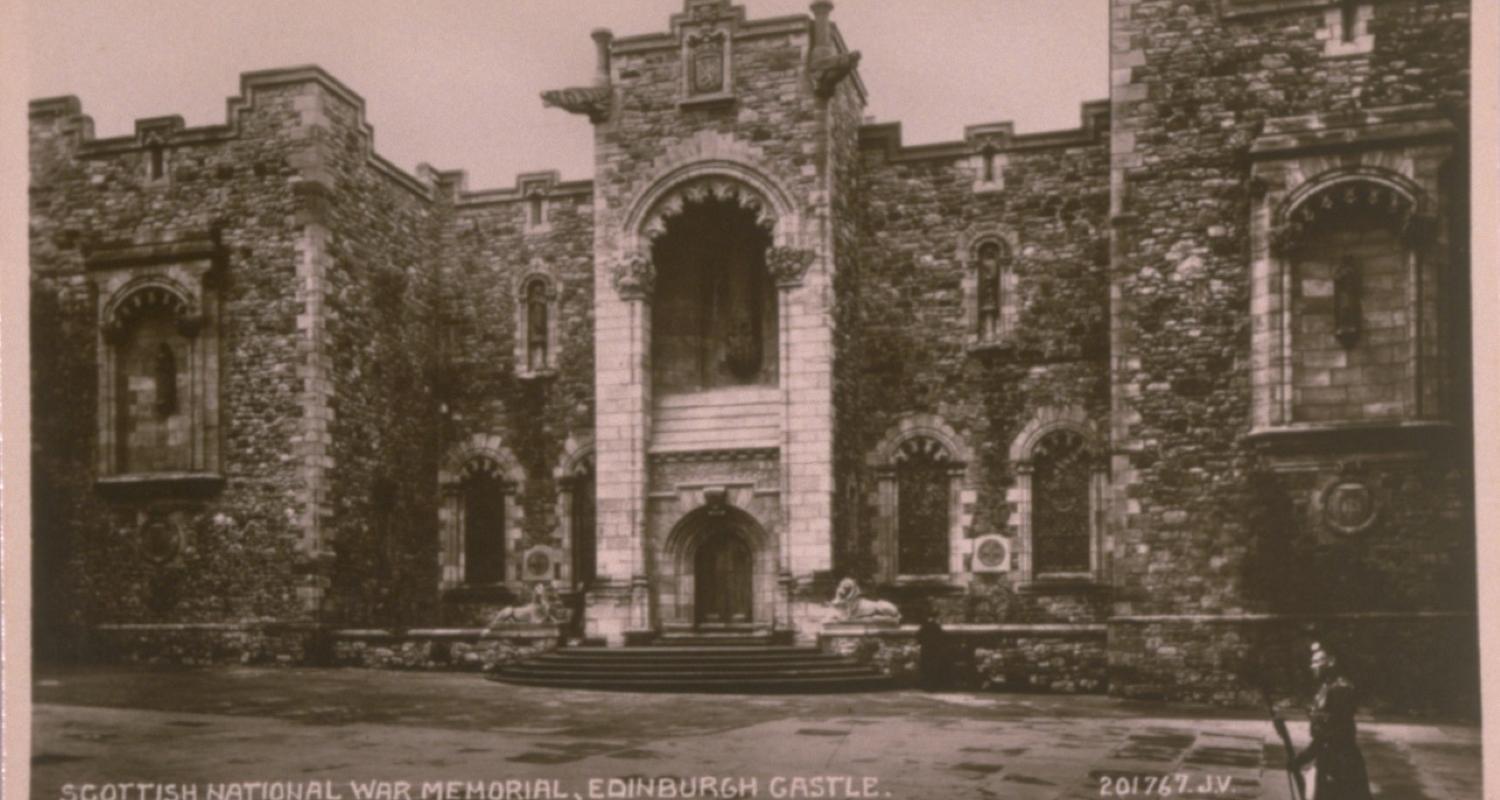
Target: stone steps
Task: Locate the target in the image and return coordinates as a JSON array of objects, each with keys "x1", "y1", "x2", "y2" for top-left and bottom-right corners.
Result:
[{"x1": 489, "y1": 643, "x2": 893, "y2": 694}]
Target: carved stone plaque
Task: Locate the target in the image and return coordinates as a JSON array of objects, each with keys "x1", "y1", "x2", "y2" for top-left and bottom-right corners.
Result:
[{"x1": 1322, "y1": 480, "x2": 1378, "y2": 534}]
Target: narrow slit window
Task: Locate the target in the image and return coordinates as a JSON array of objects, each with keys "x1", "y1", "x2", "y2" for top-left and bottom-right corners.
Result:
[
  {"x1": 149, "y1": 144, "x2": 165, "y2": 180},
  {"x1": 528, "y1": 191, "x2": 546, "y2": 227},
  {"x1": 1340, "y1": 0, "x2": 1360, "y2": 43}
]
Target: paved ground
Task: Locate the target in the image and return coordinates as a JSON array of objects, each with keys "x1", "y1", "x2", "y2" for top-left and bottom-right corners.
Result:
[{"x1": 28, "y1": 666, "x2": 1481, "y2": 800}]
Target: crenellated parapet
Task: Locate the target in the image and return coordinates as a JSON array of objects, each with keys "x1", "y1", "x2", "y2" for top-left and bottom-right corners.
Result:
[
  {"x1": 29, "y1": 66, "x2": 439, "y2": 199},
  {"x1": 858, "y1": 99, "x2": 1110, "y2": 164}
]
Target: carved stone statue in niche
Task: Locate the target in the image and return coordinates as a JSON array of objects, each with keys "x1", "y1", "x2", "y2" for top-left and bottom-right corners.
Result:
[
  {"x1": 1333, "y1": 255, "x2": 1363, "y2": 349},
  {"x1": 154, "y1": 342, "x2": 179, "y2": 417},
  {"x1": 526, "y1": 281, "x2": 550, "y2": 371}
]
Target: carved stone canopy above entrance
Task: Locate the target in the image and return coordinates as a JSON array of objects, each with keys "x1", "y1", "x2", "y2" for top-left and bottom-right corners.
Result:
[{"x1": 640, "y1": 176, "x2": 777, "y2": 243}]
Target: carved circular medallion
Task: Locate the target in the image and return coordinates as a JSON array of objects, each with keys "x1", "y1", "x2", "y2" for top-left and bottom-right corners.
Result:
[
  {"x1": 976, "y1": 538, "x2": 1008, "y2": 569},
  {"x1": 1322, "y1": 480, "x2": 1379, "y2": 534},
  {"x1": 526, "y1": 550, "x2": 552, "y2": 578},
  {"x1": 140, "y1": 519, "x2": 183, "y2": 564}
]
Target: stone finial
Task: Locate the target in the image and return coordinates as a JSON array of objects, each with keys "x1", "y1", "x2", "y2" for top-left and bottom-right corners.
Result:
[
  {"x1": 810, "y1": 1, "x2": 834, "y2": 57},
  {"x1": 591, "y1": 29, "x2": 614, "y2": 86},
  {"x1": 610, "y1": 255, "x2": 655, "y2": 301},
  {"x1": 766, "y1": 246, "x2": 816, "y2": 287}
]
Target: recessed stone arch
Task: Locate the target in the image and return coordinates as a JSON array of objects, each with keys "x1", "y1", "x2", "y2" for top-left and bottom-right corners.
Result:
[
  {"x1": 869, "y1": 413, "x2": 974, "y2": 470},
  {"x1": 102, "y1": 276, "x2": 199, "y2": 341},
  {"x1": 660, "y1": 502, "x2": 776, "y2": 626},
  {"x1": 1278, "y1": 166, "x2": 1427, "y2": 227},
  {"x1": 1273, "y1": 166, "x2": 1430, "y2": 256},
  {"x1": 624, "y1": 158, "x2": 801, "y2": 255},
  {"x1": 1008, "y1": 406, "x2": 1096, "y2": 463}
]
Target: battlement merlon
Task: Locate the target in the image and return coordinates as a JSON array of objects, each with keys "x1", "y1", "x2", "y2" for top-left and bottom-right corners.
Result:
[
  {"x1": 453, "y1": 170, "x2": 595, "y2": 209},
  {"x1": 859, "y1": 99, "x2": 1110, "y2": 164}
]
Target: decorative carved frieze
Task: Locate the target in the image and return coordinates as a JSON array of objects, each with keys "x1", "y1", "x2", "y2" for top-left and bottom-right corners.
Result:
[
  {"x1": 610, "y1": 255, "x2": 655, "y2": 301},
  {"x1": 541, "y1": 86, "x2": 612, "y2": 124},
  {"x1": 648, "y1": 447, "x2": 778, "y2": 465},
  {"x1": 766, "y1": 246, "x2": 816, "y2": 287},
  {"x1": 1273, "y1": 180, "x2": 1419, "y2": 256},
  {"x1": 641, "y1": 177, "x2": 776, "y2": 242}
]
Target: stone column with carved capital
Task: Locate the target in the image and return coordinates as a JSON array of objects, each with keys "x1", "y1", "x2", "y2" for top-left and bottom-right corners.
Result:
[
  {"x1": 610, "y1": 254, "x2": 656, "y2": 302},
  {"x1": 766, "y1": 246, "x2": 816, "y2": 288},
  {"x1": 590, "y1": 251, "x2": 656, "y2": 644}
]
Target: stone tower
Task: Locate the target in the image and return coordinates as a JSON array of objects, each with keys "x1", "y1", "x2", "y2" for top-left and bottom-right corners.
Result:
[{"x1": 545, "y1": 0, "x2": 865, "y2": 643}]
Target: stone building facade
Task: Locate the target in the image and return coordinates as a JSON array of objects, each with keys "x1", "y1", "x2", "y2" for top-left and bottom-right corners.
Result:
[{"x1": 29, "y1": 0, "x2": 1475, "y2": 710}]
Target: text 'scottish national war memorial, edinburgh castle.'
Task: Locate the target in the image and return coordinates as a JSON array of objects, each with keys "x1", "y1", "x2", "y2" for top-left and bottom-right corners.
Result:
[{"x1": 29, "y1": 0, "x2": 1476, "y2": 708}]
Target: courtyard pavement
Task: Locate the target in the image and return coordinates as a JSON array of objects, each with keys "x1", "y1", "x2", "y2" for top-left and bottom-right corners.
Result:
[{"x1": 28, "y1": 666, "x2": 1481, "y2": 800}]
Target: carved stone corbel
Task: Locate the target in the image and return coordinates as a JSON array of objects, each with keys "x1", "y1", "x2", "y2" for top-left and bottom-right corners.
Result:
[
  {"x1": 766, "y1": 246, "x2": 816, "y2": 287},
  {"x1": 610, "y1": 255, "x2": 655, "y2": 301}
]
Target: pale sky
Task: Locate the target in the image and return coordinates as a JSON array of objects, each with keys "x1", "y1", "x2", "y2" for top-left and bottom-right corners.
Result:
[{"x1": 23, "y1": 0, "x2": 1107, "y2": 192}]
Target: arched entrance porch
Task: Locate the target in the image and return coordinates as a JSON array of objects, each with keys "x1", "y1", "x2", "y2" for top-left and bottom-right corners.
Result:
[{"x1": 661, "y1": 504, "x2": 777, "y2": 628}]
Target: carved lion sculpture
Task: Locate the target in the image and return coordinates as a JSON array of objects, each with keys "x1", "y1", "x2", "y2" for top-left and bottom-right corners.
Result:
[
  {"x1": 829, "y1": 577, "x2": 901, "y2": 622},
  {"x1": 487, "y1": 582, "x2": 566, "y2": 627}
]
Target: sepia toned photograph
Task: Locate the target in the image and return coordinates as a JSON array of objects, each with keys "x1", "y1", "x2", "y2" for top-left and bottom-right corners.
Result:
[{"x1": 12, "y1": 1, "x2": 1490, "y2": 798}]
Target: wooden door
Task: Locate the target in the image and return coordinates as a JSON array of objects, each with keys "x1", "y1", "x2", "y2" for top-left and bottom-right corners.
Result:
[{"x1": 694, "y1": 528, "x2": 752, "y2": 625}]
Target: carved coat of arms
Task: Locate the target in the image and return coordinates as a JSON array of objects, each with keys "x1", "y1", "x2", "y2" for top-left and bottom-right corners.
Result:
[{"x1": 689, "y1": 32, "x2": 727, "y2": 95}]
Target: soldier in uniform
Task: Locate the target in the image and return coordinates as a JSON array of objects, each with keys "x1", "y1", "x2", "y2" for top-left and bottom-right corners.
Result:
[{"x1": 1293, "y1": 642, "x2": 1372, "y2": 800}]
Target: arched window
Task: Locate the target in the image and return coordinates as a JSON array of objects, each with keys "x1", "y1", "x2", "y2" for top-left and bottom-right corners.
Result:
[
  {"x1": 1008, "y1": 408, "x2": 1103, "y2": 582},
  {"x1": 460, "y1": 459, "x2": 508, "y2": 585},
  {"x1": 869, "y1": 415, "x2": 972, "y2": 582},
  {"x1": 1030, "y1": 429, "x2": 1092, "y2": 574},
  {"x1": 896, "y1": 438, "x2": 952, "y2": 576},
  {"x1": 438, "y1": 435, "x2": 524, "y2": 591},
  {"x1": 649, "y1": 192, "x2": 777, "y2": 391}
]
